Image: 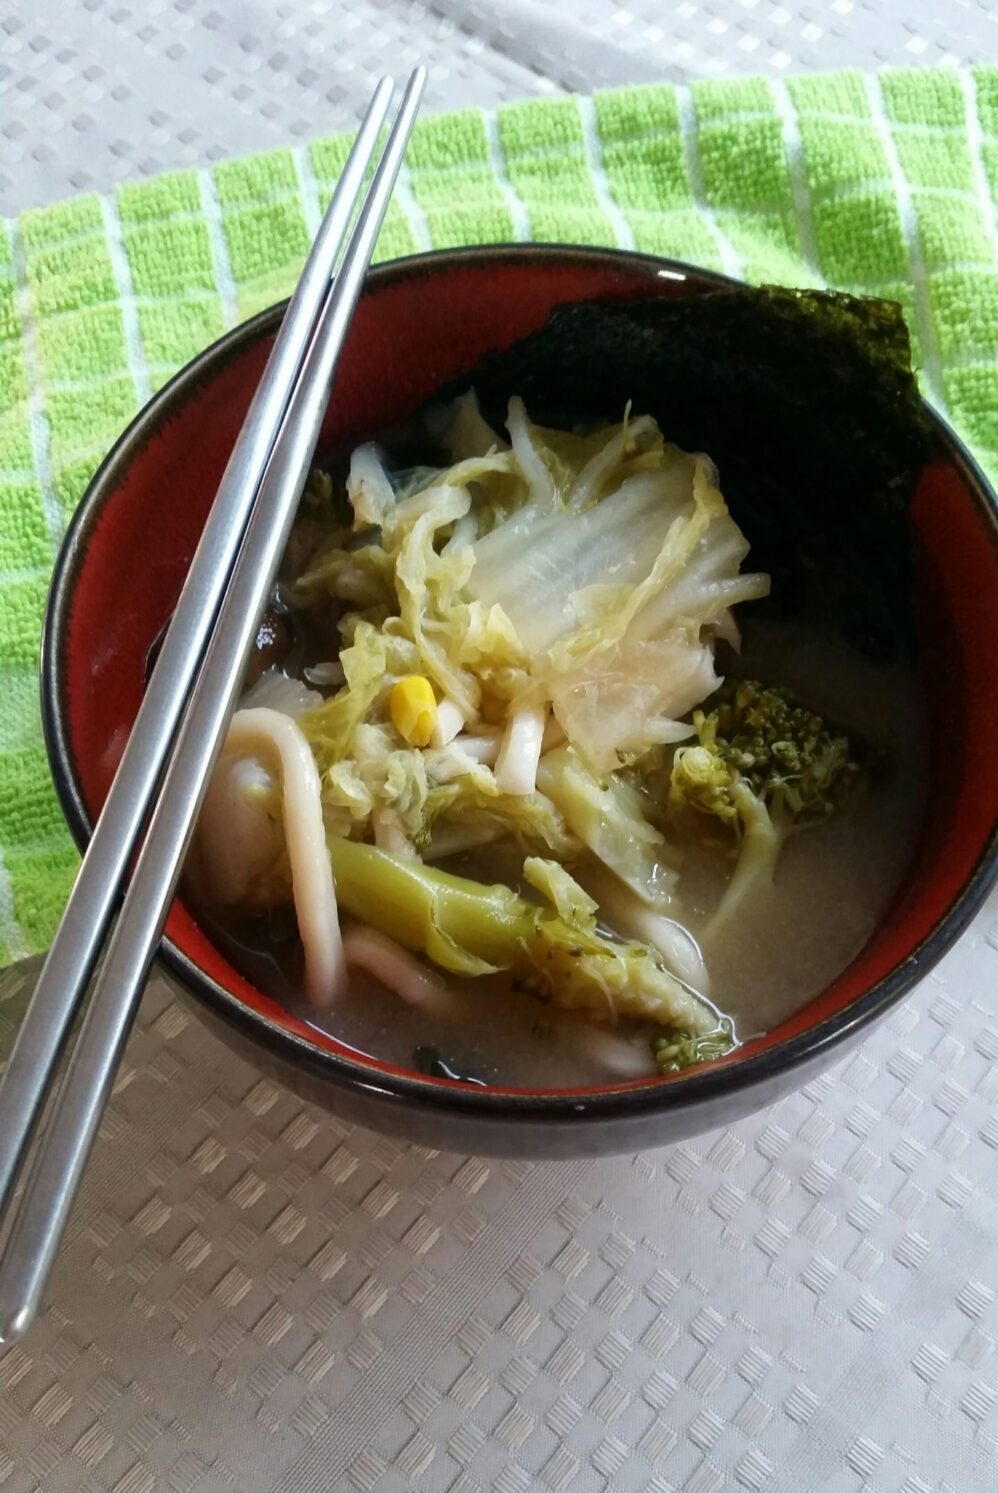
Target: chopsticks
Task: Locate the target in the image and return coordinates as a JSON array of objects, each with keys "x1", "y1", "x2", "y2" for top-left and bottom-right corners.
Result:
[{"x1": 0, "y1": 68, "x2": 427, "y2": 1343}]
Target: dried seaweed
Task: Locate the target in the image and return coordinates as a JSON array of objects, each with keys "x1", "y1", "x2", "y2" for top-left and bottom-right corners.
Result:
[{"x1": 436, "y1": 286, "x2": 936, "y2": 658}]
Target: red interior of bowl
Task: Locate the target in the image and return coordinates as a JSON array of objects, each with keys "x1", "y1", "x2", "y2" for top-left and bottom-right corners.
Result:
[{"x1": 58, "y1": 252, "x2": 998, "y2": 1090}]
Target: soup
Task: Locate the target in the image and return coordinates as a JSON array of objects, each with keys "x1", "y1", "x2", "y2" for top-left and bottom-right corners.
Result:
[{"x1": 188, "y1": 384, "x2": 927, "y2": 1089}]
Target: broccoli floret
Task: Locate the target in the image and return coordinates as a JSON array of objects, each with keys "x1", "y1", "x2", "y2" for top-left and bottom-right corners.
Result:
[
  {"x1": 687, "y1": 679, "x2": 861, "y2": 820},
  {"x1": 651, "y1": 1020, "x2": 736, "y2": 1075},
  {"x1": 669, "y1": 679, "x2": 862, "y2": 930}
]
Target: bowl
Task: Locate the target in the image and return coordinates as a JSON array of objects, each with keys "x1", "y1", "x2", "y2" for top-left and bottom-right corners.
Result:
[{"x1": 42, "y1": 246, "x2": 998, "y2": 1158}]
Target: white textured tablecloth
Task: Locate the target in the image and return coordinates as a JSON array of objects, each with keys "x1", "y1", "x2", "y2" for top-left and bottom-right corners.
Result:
[
  {"x1": 1, "y1": 0, "x2": 997, "y2": 215},
  {"x1": 3, "y1": 5, "x2": 998, "y2": 1490},
  {"x1": 3, "y1": 910, "x2": 998, "y2": 1493}
]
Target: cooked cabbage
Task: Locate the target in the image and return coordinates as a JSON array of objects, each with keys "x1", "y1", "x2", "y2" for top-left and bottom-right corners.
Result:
[{"x1": 199, "y1": 396, "x2": 773, "y2": 1046}]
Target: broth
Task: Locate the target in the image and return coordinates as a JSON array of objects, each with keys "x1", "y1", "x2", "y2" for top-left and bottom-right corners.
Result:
[{"x1": 193, "y1": 620, "x2": 926, "y2": 1088}]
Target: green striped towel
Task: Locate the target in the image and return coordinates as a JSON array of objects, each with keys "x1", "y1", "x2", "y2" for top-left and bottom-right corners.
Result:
[{"x1": 2, "y1": 66, "x2": 997, "y2": 967}]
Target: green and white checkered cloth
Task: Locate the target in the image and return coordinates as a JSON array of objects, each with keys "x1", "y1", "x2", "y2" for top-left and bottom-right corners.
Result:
[{"x1": 2, "y1": 66, "x2": 997, "y2": 965}]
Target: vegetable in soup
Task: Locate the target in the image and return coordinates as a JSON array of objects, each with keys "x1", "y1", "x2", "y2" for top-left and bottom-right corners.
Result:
[{"x1": 189, "y1": 391, "x2": 925, "y2": 1087}]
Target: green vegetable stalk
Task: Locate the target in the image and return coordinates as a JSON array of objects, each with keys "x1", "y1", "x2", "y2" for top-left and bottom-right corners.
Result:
[{"x1": 327, "y1": 837, "x2": 716, "y2": 1034}]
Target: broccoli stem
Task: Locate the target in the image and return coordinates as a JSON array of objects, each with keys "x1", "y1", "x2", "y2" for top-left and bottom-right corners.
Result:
[
  {"x1": 328, "y1": 837, "x2": 716, "y2": 1032},
  {"x1": 705, "y1": 781, "x2": 782, "y2": 936}
]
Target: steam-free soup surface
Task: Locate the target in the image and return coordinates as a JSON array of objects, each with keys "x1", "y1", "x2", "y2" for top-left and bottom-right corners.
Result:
[{"x1": 197, "y1": 622, "x2": 925, "y2": 1088}]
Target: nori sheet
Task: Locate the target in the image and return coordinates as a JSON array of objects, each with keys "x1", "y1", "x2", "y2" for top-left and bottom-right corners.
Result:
[{"x1": 431, "y1": 287, "x2": 936, "y2": 659}]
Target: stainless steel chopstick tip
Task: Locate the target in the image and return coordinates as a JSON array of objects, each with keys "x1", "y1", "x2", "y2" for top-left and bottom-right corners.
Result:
[{"x1": 0, "y1": 69, "x2": 427, "y2": 1345}]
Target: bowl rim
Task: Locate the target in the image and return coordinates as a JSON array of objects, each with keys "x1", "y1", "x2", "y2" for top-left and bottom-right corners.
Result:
[{"x1": 41, "y1": 242, "x2": 998, "y2": 1126}]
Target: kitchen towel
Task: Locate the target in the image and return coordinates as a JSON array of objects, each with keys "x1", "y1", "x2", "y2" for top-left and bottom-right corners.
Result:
[{"x1": 2, "y1": 64, "x2": 997, "y2": 960}]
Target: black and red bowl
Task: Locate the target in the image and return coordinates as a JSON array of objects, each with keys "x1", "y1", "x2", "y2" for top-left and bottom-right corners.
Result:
[{"x1": 41, "y1": 247, "x2": 998, "y2": 1158}]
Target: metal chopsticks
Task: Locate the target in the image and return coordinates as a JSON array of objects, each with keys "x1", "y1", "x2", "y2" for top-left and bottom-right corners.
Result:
[
  {"x1": 0, "y1": 67, "x2": 426, "y2": 1343},
  {"x1": 0, "y1": 79, "x2": 397, "y2": 1221}
]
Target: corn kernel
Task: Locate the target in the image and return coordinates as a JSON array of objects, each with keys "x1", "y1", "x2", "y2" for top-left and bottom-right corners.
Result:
[{"x1": 390, "y1": 675, "x2": 437, "y2": 746}]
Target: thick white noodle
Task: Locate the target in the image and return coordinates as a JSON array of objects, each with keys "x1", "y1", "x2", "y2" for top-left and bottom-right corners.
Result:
[
  {"x1": 494, "y1": 704, "x2": 547, "y2": 796},
  {"x1": 342, "y1": 926, "x2": 460, "y2": 1017},
  {"x1": 579, "y1": 865, "x2": 710, "y2": 995},
  {"x1": 626, "y1": 908, "x2": 710, "y2": 995},
  {"x1": 196, "y1": 756, "x2": 283, "y2": 908},
  {"x1": 222, "y1": 707, "x2": 345, "y2": 1007},
  {"x1": 562, "y1": 1022, "x2": 657, "y2": 1079}
]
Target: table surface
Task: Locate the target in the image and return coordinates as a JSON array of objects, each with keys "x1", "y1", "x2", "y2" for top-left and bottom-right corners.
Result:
[
  {"x1": 3, "y1": 5, "x2": 998, "y2": 1492},
  {"x1": 1, "y1": 0, "x2": 997, "y2": 215}
]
